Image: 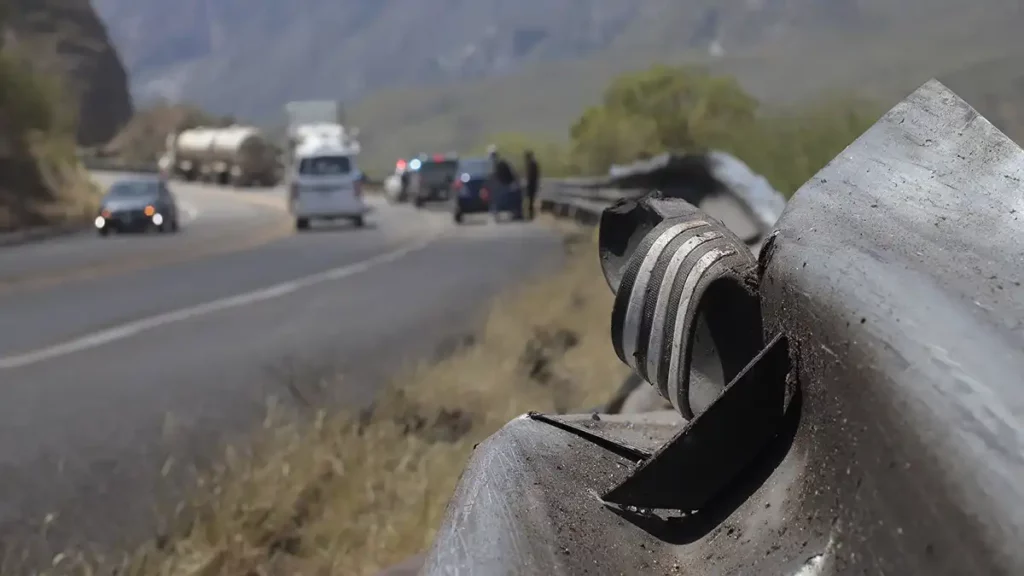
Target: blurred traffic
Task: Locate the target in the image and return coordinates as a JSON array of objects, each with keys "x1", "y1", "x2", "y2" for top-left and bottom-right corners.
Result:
[
  {"x1": 95, "y1": 175, "x2": 180, "y2": 236},
  {"x1": 383, "y1": 145, "x2": 541, "y2": 224},
  {"x1": 287, "y1": 128, "x2": 368, "y2": 230}
]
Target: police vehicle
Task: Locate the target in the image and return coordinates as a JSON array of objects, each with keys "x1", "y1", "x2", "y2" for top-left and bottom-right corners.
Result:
[{"x1": 409, "y1": 153, "x2": 459, "y2": 208}]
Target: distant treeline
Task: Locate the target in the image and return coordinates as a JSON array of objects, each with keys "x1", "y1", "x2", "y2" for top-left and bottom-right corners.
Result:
[{"x1": 475, "y1": 65, "x2": 882, "y2": 197}]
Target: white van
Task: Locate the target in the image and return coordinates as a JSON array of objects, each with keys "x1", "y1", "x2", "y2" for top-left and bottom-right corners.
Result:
[{"x1": 288, "y1": 142, "x2": 368, "y2": 230}]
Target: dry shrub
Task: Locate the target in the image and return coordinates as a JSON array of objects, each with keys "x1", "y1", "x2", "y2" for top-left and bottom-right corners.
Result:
[
  {"x1": 51, "y1": 222, "x2": 626, "y2": 576},
  {"x1": 27, "y1": 132, "x2": 100, "y2": 221},
  {"x1": 0, "y1": 48, "x2": 98, "y2": 232}
]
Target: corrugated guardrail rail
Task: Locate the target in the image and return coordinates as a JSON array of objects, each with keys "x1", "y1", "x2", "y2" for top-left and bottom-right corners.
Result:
[{"x1": 539, "y1": 151, "x2": 788, "y2": 251}]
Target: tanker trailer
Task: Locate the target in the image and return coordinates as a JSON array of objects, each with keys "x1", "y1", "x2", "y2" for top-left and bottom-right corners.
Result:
[
  {"x1": 209, "y1": 126, "x2": 280, "y2": 187},
  {"x1": 171, "y1": 127, "x2": 218, "y2": 182}
]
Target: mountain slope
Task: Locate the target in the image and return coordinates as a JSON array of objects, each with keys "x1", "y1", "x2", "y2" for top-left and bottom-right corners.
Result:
[
  {"x1": 91, "y1": 0, "x2": 919, "y2": 119},
  {"x1": 347, "y1": 0, "x2": 1024, "y2": 170},
  {"x1": 90, "y1": 0, "x2": 1024, "y2": 172}
]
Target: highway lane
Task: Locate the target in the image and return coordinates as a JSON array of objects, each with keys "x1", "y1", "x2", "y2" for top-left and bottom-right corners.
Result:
[
  {"x1": 0, "y1": 189, "x2": 564, "y2": 557},
  {"x1": 0, "y1": 172, "x2": 290, "y2": 290},
  {"x1": 0, "y1": 193, "x2": 443, "y2": 358}
]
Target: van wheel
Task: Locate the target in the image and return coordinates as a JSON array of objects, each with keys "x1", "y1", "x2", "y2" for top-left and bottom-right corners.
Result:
[
  {"x1": 352, "y1": 216, "x2": 364, "y2": 228},
  {"x1": 296, "y1": 218, "x2": 310, "y2": 230},
  {"x1": 453, "y1": 210, "x2": 463, "y2": 224}
]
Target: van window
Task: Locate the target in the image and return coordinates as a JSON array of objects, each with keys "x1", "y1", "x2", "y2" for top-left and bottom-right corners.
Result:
[{"x1": 299, "y1": 155, "x2": 352, "y2": 176}]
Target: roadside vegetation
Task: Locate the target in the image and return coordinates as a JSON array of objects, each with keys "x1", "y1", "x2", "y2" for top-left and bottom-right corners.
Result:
[
  {"x1": 0, "y1": 42, "x2": 98, "y2": 233},
  {"x1": 43, "y1": 65, "x2": 882, "y2": 574},
  {"x1": 468, "y1": 65, "x2": 881, "y2": 197}
]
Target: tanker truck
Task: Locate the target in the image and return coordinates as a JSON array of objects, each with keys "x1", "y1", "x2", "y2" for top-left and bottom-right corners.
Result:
[{"x1": 162, "y1": 125, "x2": 281, "y2": 187}]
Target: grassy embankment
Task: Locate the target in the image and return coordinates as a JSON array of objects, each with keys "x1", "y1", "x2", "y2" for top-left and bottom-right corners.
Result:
[
  {"x1": 0, "y1": 49, "x2": 99, "y2": 233},
  {"x1": 49, "y1": 66, "x2": 880, "y2": 575}
]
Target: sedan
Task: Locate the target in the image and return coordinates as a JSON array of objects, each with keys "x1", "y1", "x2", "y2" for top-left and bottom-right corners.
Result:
[{"x1": 95, "y1": 176, "x2": 180, "y2": 236}]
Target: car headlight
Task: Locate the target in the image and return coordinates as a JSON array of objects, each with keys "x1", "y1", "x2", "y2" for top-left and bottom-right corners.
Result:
[
  {"x1": 151, "y1": 213, "x2": 163, "y2": 226},
  {"x1": 94, "y1": 216, "x2": 105, "y2": 228}
]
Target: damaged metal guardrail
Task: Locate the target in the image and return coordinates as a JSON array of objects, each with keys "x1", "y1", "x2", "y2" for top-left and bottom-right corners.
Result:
[
  {"x1": 539, "y1": 150, "x2": 787, "y2": 253},
  {"x1": 421, "y1": 79, "x2": 1024, "y2": 574}
]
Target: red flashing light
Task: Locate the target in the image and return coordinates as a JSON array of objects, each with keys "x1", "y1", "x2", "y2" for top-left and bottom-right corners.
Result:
[
  {"x1": 396, "y1": 159, "x2": 407, "y2": 169},
  {"x1": 433, "y1": 154, "x2": 445, "y2": 161}
]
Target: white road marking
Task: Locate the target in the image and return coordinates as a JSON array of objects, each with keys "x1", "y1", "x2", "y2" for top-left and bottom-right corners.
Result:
[{"x1": 0, "y1": 234, "x2": 439, "y2": 369}]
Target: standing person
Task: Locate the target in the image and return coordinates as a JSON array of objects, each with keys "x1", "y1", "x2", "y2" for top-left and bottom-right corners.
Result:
[
  {"x1": 488, "y1": 146, "x2": 522, "y2": 220},
  {"x1": 523, "y1": 150, "x2": 540, "y2": 220}
]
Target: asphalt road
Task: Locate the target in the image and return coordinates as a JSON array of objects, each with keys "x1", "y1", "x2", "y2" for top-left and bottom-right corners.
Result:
[{"x1": 0, "y1": 173, "x2": 564, "y2": 557}]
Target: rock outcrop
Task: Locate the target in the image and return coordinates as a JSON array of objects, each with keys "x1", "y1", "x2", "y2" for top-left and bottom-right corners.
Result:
[
  {"x1": 0, "y1": 0, "x2": 125, "y2": 231},
  {"x1": 6, "y1": 0, "x2": 133, "y2": 145}
]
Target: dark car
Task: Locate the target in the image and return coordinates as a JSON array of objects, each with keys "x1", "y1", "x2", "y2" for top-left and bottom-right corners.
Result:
[
  {"x1": 409, "y1": 154, "x2": 459, "y2": 207},
  {"x1": 95, "y1": 176, "x2": 180, "y2": 236},
  {"x1": 450, "y1": 156, "x2": 493, "y2": 223}
]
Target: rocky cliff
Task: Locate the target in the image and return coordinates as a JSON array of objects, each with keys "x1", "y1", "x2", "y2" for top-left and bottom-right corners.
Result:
[
  {"x1": 6, "y1": 0, "x2": 133, "y2": 145},
  {"x1": 0, "y1": 0, "x2": 128, "y2": 232}
]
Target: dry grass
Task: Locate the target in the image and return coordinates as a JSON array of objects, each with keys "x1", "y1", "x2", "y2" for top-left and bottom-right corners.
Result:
[
  {"x1": 28, "y1": 134, "x2": 101, "y2": 222},
  {"x1": 48, "y1": 221, "x2": 626, "y2": 575}
]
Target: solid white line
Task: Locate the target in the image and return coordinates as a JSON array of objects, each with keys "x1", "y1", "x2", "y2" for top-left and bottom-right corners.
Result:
[{"x1": 0, "y1": 234, "x2": 438, "y2": 369}]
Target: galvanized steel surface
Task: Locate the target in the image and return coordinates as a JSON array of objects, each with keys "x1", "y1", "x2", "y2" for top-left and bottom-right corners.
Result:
[{"x1": 423, "y1": 79, "x2": 1024, "y2": 574}]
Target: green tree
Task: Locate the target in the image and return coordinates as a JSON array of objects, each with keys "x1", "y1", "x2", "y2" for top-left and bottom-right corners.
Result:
[
  {"x1": 562, "y1": 64, "x2": 879, "y2": 194},
  {"x1": 566, "y1": 65, "x2": 761, "y2": 174},
  {"x1": 568, "y1": 107, "x2": 659, "y2": 174}
]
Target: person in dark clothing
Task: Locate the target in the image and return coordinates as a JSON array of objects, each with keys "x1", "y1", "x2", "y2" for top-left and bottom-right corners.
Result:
[
  {"x1": 523, "y1": 150, "x2": 540, "y2": 220},
  {"x1": 488, "y1": 148, "x2": 523, "y2": 219},
  {"x1": 490, "y1": 149, "x2": 517, "y2": 186},
  {"x1": 399, "y1": 169, "x2": 410, "y2": 201}
]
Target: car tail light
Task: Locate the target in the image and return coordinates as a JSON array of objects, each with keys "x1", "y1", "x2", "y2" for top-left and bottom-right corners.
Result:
[
  {"x1": 452, "y1": 179, "x2": 462, "y2": 190},
  {"x1": 480, "y1": 187, "x2": 489, "y2": 200}
]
